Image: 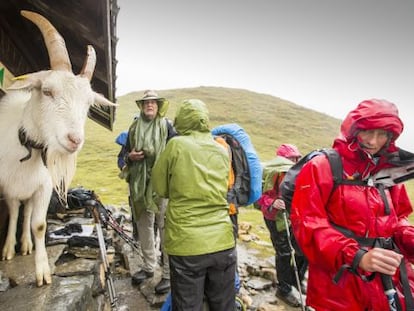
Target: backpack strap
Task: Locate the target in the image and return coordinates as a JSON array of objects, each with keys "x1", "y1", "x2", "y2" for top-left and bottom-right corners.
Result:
[
  {"x1": 273, "y1": 172, "x2": 284, "y2": 195},
  {"x1": 322, "y1": 148, "x2": 343, "y2": 185},
  {"x1": 322, "y1": 148, "x2": 368, "y2": 187},
  {"x1": 322, "y1": 148, "x2": 392, "y2": 215},
  {"x1": 166, "y1": 118, "x2": 177, "y2": 141}
]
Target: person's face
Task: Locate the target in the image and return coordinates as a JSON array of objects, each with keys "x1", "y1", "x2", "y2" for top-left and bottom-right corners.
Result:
[
  {"x1": 357, "y1": 129, "x2": 390, "y2": 155},
  {"x1": 287, "y1": 156, "x2": 300, "y2": 163},
  {"x1": 142, "y1": 99, "x2": 158, "y2": 120}
]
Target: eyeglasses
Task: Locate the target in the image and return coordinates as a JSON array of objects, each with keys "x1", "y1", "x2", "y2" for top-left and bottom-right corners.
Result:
[{"x1": 143, "y1": 100, "x2": 158, "y2": 106}]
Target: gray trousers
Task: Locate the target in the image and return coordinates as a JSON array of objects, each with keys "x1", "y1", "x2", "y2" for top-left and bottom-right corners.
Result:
[{"x1": 136, "y1": 198, "x2": 170, "y2": 278}]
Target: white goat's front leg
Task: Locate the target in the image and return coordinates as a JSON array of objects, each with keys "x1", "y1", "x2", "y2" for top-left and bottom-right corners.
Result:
[
  {"x1": 20, "y1": 200, "x2": 34, "y2": 255},
  {"x1": 29, "y1": 187, "x2": 52, "y2": 286},
  {"x1": 2, "y1": 199, "x2": 20, "y2": 260}
]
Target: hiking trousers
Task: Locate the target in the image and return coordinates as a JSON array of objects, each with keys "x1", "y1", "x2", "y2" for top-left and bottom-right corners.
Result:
[
  {"x1": 136, "y1": 198, "x2": 170, "y2": 276},
  {"x1": 155, "y1": 198, "x2": 170, "y2": 279},
  {"x1": 264, "y1": 217, "x2": 278, "y2": 251},
  {"x1": 169, "y1": 247, "x2": 236, "y2": 311},
  {"x1": 275, "y1": 227, "x2": 308, "y2": 295}
]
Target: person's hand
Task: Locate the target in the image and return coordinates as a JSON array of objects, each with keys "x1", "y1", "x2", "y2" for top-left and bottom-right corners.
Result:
[
  {"x1": 359, "y1": 248, "x2": 403, "y2": 275},
  {"x1": 272, "y1": 199, "x2": 286, "y2": 210},
  {"x1": 128, "y1": 149, "x2": 145, "y2": 161}
]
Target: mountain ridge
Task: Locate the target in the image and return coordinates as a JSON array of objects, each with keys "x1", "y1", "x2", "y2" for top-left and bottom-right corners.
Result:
[{"x1": 71, "y1": 86, "x2": 344, "y2": 205}]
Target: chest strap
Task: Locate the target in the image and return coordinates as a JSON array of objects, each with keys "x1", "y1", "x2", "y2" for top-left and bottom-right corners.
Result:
[{"x1": 18, "y1": 127, "x2": 47, "y2": 166}]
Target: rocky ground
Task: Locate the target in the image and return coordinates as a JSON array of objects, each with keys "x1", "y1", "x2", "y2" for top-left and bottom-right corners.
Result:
[{"x1": 0, "y1": 205, "x2": 304, "y2": 311}]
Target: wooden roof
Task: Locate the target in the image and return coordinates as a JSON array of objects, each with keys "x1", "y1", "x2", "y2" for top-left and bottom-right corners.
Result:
[{"x1": 0, "y1": 0, "x2": 118, "y2": 130}]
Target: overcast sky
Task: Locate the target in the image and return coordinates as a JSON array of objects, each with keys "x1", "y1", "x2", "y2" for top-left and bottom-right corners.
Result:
[{"x1": 115, "y1": 0, "x2": 414, "y2": 150}]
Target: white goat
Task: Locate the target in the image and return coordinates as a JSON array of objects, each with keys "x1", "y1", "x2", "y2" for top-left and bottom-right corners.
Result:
[{"x1": 0, "y1": 10, "x2": 115, "y2": 286}]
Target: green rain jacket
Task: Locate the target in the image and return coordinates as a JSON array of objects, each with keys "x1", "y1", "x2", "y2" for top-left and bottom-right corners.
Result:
[
  {"x1": 152, "y1": 99, "x2": 235, "y2": 256},
  {"x1": 124, "y1": 98, "x2": 169, "y2": 220}
]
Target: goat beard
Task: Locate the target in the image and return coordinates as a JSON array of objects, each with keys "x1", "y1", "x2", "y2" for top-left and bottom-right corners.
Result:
[{"x1": 46, "y1": 150, "x2": 77, "y2": 202}]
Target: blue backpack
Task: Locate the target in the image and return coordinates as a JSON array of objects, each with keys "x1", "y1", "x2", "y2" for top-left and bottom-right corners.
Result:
[
  {"x1": 115, "y1": 131, "x2": 128, "y2": 170},
  {"x1": 212, "y1": 123, "x2": 262, "y2": 206}
]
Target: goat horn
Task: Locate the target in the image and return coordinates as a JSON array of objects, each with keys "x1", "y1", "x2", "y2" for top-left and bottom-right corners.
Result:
[
  {"x1": 21, "y1": 10, "x2": 72, "y2": 72},
  {"x1": 80, "y1": 45, "x2": 96, "y2": 81}
]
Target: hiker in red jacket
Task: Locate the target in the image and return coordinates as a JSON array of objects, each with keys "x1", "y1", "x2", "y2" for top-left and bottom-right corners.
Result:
[
  {"x1": 291, "y1": 99, "x2": 414, "y2": 310},
  {"x1": 257, "y1": 144, "x2": 307, "y2": 307}
]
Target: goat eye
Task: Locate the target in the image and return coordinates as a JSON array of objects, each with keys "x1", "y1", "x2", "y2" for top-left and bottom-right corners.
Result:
[{"x1": 43, "y1": 89, "x2": 53, "y2": 97}]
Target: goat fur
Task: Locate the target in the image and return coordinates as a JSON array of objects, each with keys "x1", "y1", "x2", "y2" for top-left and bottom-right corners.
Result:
[{"x1": 0, "y1": 13, "x2": 115, "y2": 287}]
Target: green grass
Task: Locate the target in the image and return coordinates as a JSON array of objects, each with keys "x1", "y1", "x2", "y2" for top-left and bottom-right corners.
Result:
[
  {"x1": 72, "y1": 86, "x2": 414, "y2": 226},
  {"x1": 238, "y1": 206, "x2": 275, "y2": 258},
  {"x1": 72, "y1": 87, "x2": 342, "y2": 204}
]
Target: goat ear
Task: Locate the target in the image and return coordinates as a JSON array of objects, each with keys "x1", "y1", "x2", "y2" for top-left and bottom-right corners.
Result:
[
  {"x1": 93, "y1": 92, "x2": 118, "y2": 107},
  {"x1": 7, "y1": 72, "x2": 45, "y2": 91},
  {"x1": 7, "y1": 75, "x2": 37, "y2": 91}
]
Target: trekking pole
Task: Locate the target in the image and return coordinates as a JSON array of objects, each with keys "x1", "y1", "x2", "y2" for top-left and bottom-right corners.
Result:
[
  {"x1": 106, "y1": 215, "x2": 141, "y2": 253},
  {"x1": 282, "y1": 210, "x2": 306, "y2": 311},
  {"x1": 88, "y1": 200, "x2": 119, "y2": 310},
  {"x1": 381, "y1": 274, "x2": 398, "y2": 311},
  {"x1": 94, "y1": 199, "x2": 141, "y2": 254}
]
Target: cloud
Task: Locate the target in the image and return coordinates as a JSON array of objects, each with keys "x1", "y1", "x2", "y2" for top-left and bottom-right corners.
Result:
[{"x1": 116, "y1": 0, "x2": 414, "y2": 150}]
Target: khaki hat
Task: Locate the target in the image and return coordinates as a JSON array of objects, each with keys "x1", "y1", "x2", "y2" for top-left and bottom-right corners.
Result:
[
  {"x1": 135, "y1": 90, "x2": 165, "y2": 105},
  {"x1": 135, "y1": 90, "x2": 170, "y2": 117}
]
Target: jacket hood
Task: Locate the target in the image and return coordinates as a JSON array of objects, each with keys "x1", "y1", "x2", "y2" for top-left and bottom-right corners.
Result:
[
  {"x1": 174, "y1": 99, "x2": 210, "y2": 135},
  {"x1": 340, "y1": 99, "x2": 403, "y2": 141},
  {"x1": 334, "y1": 99, "x2": 403, "y2": 154},
  {"x1": 276, "y1": 143, "x2": 301, "y2": 158}
]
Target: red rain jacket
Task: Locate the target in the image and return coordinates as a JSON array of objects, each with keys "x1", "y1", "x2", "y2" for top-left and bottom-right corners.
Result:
[{"x1": 291, "y1": 99, "x2": 414, "y2": 310}]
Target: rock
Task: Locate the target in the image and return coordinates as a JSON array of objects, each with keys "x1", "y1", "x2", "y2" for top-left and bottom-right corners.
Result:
[
  {"x1": 239, "y1": 221, "x2": 252, "y2": 232},
  {"x1": 0, "y1": 275, "x2": 96, "y2": 311},
  {"x1": 239, "y1": 291, "x2": 253, "y2": 307},
  {"x1": 0, "y1": 244, "x2": 65, "y2": 286},
  {"x1": 0, "y1": 271, "x2": 10, "y2": 292},
  {"x1": 0, "y1": 211, "x2": 301, "y2": 311},
  {"x1": 246, "y1": 276, "x2": 273, "y2": 290},
  {"x1": 257, "y1": 302, "x2": 286, "y2": 311},
  {"x1": 239, "y1": 233, "x2": 253, "y2": 242},
  {"x1": 261, "y1": 267, "x2": 277, "y2": 284},
  {"x1": 54, "y1": 258, "x2": 97, "y2": 276}
]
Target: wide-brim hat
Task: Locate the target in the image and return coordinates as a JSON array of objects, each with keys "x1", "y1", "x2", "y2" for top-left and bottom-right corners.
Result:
[
  {"x1": 135, "y1": 90, "x2": 169, "y2": 117},
  {"x1": 135, "y1": 90, "x2": 165, "y2": 105}
]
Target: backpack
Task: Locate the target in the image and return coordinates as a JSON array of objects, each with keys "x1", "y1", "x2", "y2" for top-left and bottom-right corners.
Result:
[
  {"x1": 253, "y1": 156, "x2": 295, "y2": 210},
  {"x1": 212, "y1": 123, "x2": 262, "y2": 207},
  {"x1": 67, "y1": 187, "x2": 96, "y2": 209},
  {"x1": 115, "y1": 131, "x2": 128, "y2": 170},
  {"x1": 280, "y1": 148, "x2": 355, "y2": 211},
  {"x1": 47, "y1": 190, "x2": 67, "y2": 217},
  {"x1": 262, "y1": 156, "x2": 296, "y2": 193}
]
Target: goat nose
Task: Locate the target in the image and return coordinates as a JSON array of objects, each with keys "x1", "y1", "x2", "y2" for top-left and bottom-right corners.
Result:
[{"x1": 67, "y1": 133, "x2": 82, "y2": 146}]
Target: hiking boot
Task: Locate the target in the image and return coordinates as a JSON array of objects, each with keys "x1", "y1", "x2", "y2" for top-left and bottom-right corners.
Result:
[
  {"x1": 131, "y1": 270, "x2": 154, "y2": 286},
  {"x1": 276, "y1": 289, "x2": 301, "y2": 308},
  {"x1": 155, "y1": 278, "x2": 170, "y2": 294}
]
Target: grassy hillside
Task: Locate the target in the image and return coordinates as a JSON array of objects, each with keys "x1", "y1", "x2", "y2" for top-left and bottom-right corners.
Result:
[{"x1": 71, "y1": 86, "x2": 414, "y2": 209}]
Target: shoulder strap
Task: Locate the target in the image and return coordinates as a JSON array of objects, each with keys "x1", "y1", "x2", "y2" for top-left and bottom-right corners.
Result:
[
  {"x1": 321, "y1": 148, "x2": 343, "y2": 185},
  {"x1": 319, "y1": 148, "x2": 368, "y2": 207},
  {"x1": 165, "y1": 118, "x2": 177, "y2": 141},
  {"x1": 273, "y1": 172, "x2": 286, "y2": 196},
  {"x1": 321, "y1": 148, "x2": 367, "y2": 187}
]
